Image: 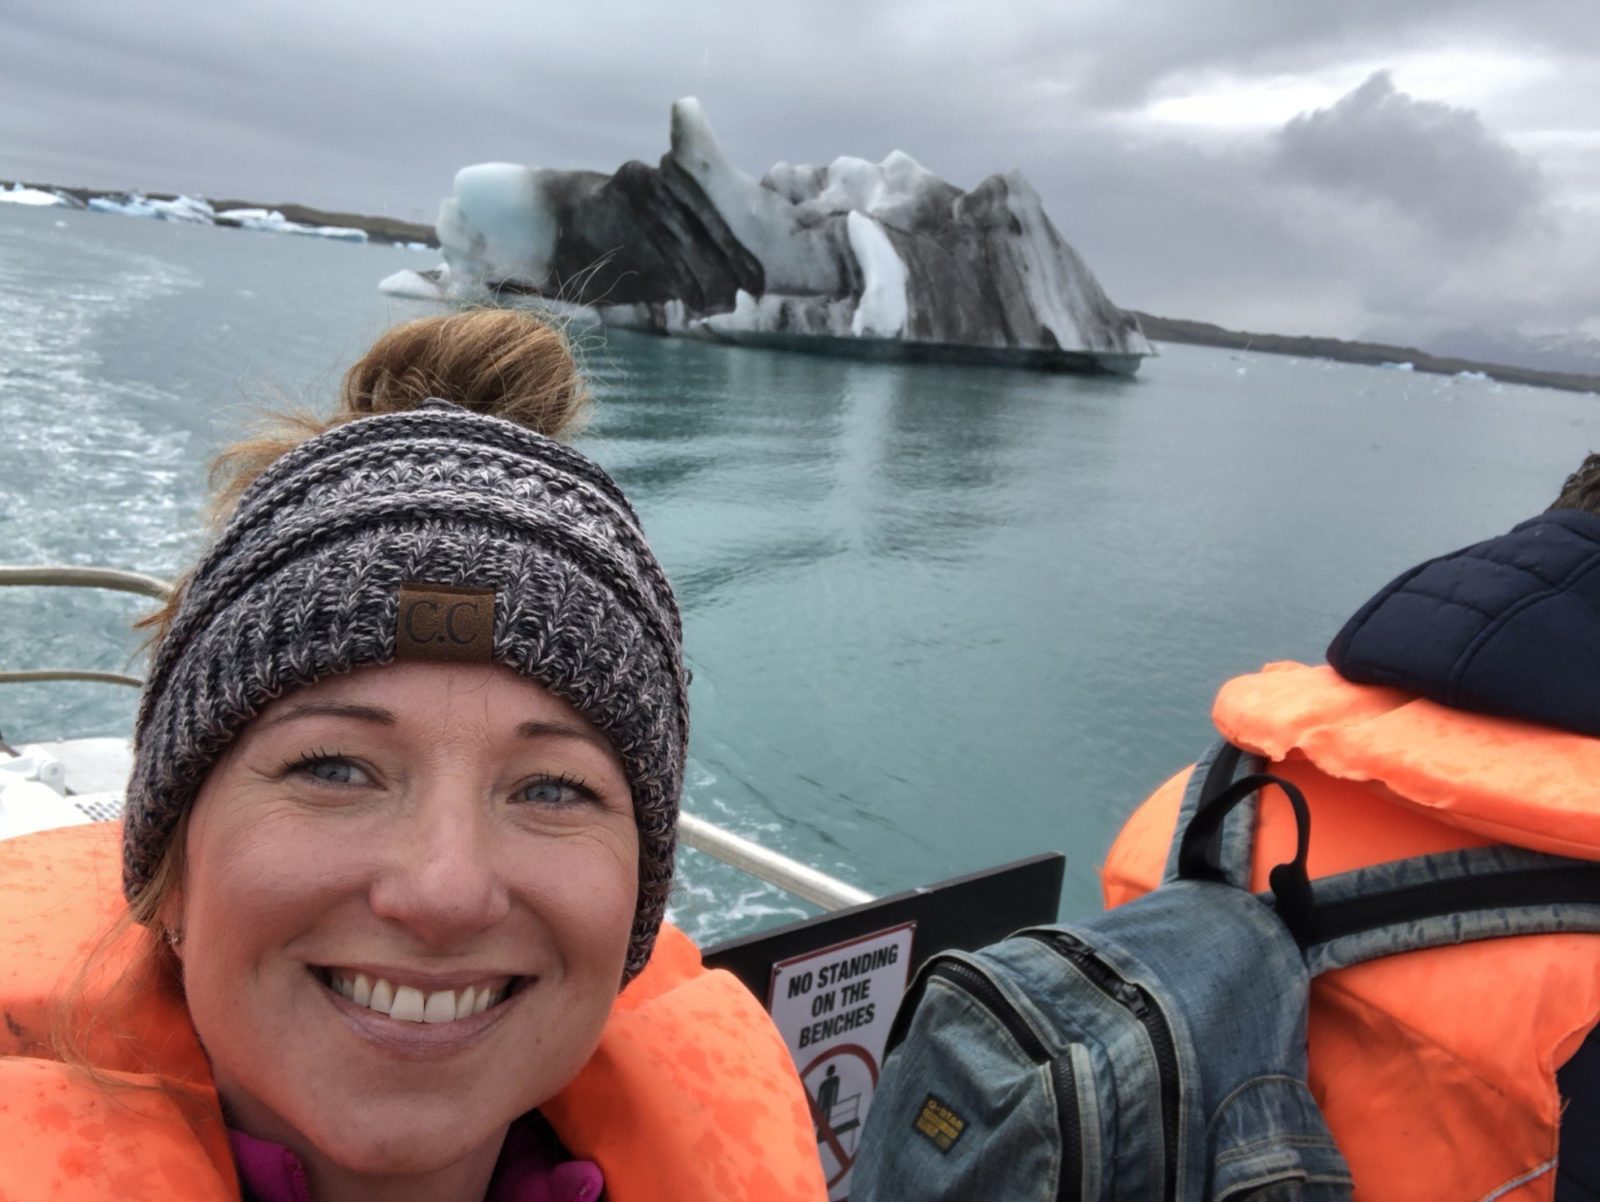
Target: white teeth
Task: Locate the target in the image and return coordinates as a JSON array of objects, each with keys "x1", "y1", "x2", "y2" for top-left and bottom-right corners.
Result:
[
  {"x1": 422, "y1": 990, "x2": 457, "y2": 1023},
  {"x1": 390, "y1": 985, "x2": 425, "y2": 1023},
  {"x1": 325, "y1": 971, "x2": 514, "y2": 1022},
  {"x1": 369, "y1": 977, "x2": 395, "y2": 1014}
]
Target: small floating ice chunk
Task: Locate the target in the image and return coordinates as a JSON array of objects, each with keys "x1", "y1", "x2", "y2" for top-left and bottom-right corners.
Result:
[
  {"x1": 1454, "y1": 369, "x2": 1491, "y2": 382},
  {"x1": 1379, "y1": 361, "x2": 1415, "y2": 372},
  {"x1": 379, "y1": 267, "x2": 450, "y2": 300}
]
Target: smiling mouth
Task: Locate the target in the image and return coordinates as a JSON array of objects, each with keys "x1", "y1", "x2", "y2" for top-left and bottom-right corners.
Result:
[{"x1": 312, "y1": 968, "x2": 525, "y2": 1024}]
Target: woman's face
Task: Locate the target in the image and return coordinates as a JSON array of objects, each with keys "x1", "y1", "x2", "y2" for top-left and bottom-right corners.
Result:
[{"x1": 175, "y1": 661, "x2": 639, "y2": 1178}]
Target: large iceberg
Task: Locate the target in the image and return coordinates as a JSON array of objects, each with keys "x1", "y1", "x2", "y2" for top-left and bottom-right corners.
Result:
[{"x1": 397, "y1": 99, "x2": 1151, "y2": 374}]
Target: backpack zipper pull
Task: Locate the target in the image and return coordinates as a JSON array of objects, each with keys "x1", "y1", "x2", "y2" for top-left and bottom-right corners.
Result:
[{"x1": 1051, "y1": 933, "x2": 1087, "y2": 957}]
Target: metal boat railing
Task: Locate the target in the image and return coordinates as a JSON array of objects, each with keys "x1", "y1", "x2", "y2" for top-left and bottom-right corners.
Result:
[
  {"x1": 0, "y1": 564, "x2": 174, "y2": 599},
  {"x1": 677, "y1": 813, "x2": 872, "y2": 910},
  {"x1": 0, "y1": 563, "x2": 874, "y2": 911},
  {"x1": 0, "y1": 565, "x2": 171, "y2": 691}
]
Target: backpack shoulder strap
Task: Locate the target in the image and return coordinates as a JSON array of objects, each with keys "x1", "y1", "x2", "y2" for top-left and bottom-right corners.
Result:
[
  {"x1": 1300, "y1": 846, "x2": 1600, "y2": 975},
  {"x1": 1160, "y1": 739, "x2": 1600, "y2": 970},
  {"x1": 1162, "y1": 737, "x2": 1267, "y2": 888}
]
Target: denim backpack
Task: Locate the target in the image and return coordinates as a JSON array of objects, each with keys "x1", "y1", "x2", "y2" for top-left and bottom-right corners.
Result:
[{"x1": 851, "y1": 740, "x2": 1600, "y2": 1201}]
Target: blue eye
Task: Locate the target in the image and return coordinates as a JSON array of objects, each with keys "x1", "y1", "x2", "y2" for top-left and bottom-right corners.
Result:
[
  {"x1": 517, "y1": 775, "x2": 595, "y2": 807},
  {"x1": 287, "y1": 752, "x2": 368, "y2": 786}
]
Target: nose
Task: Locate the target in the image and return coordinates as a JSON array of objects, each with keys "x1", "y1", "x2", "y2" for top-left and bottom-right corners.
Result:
[{"x1": 367, "y1": 783, "x2": 512, "y2": 947}]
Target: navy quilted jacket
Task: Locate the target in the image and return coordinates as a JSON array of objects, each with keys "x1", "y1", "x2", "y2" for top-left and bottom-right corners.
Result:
[
  {"x1": 1328, "y1": 506, "x2": 1600, "y2": 1201},
  {"x1": 1328, "y1": 507, "x2": 1600, "y2": 738}
]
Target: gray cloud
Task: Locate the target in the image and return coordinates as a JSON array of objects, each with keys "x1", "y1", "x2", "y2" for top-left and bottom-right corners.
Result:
[
  {"x1": 1017, "y1": 1, "x2": 1600, "y2": 111},
  {"x1": 1275, "y1": 71, "x2": 1543, "y2": 242},
  {"x1": 1, "y1": 1, "x2": 1597, "y2": 345}
]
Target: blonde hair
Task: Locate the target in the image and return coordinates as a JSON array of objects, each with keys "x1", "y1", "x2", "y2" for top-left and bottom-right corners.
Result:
[{"x1": 139, "y1": 308, "x2": 590, "y2": 650}]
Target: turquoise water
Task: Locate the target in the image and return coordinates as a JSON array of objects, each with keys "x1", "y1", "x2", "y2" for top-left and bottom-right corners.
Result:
[{"x1": 3, "y1": 202, "x2": 1598, "y2": 943}]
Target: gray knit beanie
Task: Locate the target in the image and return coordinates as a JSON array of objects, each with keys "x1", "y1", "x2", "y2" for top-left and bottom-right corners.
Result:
[{"x1": 124, "y1": 399, "x2": 687, "y2": 982}]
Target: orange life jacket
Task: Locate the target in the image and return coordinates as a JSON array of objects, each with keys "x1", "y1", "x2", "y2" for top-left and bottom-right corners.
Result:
[
  {"x1": 0, "y1": 822, "x2": 827, "y2": 1202},
  {"x1": 1102, "y1": 662, "x2": 1600, "y2": 1202}
]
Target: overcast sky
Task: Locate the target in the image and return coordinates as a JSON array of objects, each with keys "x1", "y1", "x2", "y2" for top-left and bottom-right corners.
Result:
[{"x1": 5, "y1": 1, "x2": 1599, "y2": 349}]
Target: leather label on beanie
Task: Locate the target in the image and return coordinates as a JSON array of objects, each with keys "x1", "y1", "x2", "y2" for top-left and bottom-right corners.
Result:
[{"x1": 396, "y1": 583, "x2": 496, "y2": 663}]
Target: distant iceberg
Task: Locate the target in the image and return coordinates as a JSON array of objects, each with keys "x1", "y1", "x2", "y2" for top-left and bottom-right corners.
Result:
[
  {"x1": 396, "y1": 99, "x2": 1151, "y2": 375},
  {"x1": 215, "y1": 207, "x2": 368, "y2": 242},
  {"x1": 19, "y1": 186, "x2": 371, "y2": 242},
  {"x1": 0, "y1": 183, "x2": 75, "y2": 208},
  {"x1": 88, "y1": 193, "x2": 215, "y2": 223}
]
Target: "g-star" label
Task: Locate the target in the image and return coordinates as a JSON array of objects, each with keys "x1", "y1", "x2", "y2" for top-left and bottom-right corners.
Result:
[
  {"x1": 395, "y1": 583, "x2": 496, "y2": 663},
  {"x1": 913, "y1": 1093, "x2": 967, "y2": 1153}
]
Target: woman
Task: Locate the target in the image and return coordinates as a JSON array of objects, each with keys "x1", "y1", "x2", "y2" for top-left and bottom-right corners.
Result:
[{"x1": 0, "y1": 311, "x2": 827, "y2": 1202}]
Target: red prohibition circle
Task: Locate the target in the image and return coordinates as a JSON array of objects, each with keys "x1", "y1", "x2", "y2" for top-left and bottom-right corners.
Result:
[{"x1": 800, "y1": 1042, "x2": 879, "y2": 1187}]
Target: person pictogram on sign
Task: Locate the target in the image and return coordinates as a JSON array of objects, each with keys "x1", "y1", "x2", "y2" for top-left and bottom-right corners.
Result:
[
  {"x1": 814, "y1": 1065, "x2": 841, "y2": 1133},
  {"x1": 811, "y1": 1064, "x2": 861, "y2": 1151},
  {"x1": 799, "y1": 1043, "x2": 880, "y2": 1192}
]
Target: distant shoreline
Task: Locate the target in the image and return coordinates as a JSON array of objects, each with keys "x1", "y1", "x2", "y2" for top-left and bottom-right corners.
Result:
[
  {"x1": 4, "y1": 179, "x2": 437, "y2": 248},
  {"x1": 1131, "y1": 313, "x2": 1600, "y2": 396},
  {"x1": 8, "y1": 178, "x2": 1598, "y2": 395}
]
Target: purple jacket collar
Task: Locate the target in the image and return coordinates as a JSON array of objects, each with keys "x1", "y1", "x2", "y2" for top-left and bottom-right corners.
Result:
[{"x1": 229, "y1": 1113, "x2": 604, "y2": 1202}]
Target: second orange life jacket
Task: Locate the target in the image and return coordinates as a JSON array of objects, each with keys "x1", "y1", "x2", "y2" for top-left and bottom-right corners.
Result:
[{"x1": 1103, "y1": 662, "x2": 1600, "y2": 1202}]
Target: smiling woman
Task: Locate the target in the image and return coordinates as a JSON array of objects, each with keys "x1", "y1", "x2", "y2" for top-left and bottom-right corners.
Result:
[
  {"x1": 180, "y1": 665, "x2": 642, "y2": 1196},
  {"x1": 0, "y1": 310, "x2": 826, "y2": 1202}
]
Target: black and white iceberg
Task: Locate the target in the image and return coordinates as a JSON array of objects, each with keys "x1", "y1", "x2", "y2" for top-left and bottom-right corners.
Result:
[{"x1": 385, "y1": 99, "x2": 1151, "y2": 374}]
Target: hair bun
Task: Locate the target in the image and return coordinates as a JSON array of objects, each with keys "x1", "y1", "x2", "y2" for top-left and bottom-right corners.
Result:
[{"x1": 340, "y1": 309, "x2": 589, "y2": 440}]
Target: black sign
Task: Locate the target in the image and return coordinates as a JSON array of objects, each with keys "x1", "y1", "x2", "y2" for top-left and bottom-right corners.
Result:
[{"x1": 703, "y1": 852, "x2": 1066, "y2": 1000}]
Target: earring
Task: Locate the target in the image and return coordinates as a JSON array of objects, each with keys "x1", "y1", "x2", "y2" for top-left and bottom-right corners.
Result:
[{"x1": 165, "y1": 927, "x2": 184, "y2": 948}]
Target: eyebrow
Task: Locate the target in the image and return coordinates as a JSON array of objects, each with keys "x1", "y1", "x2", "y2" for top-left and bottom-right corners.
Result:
[
  {"x1": 254, "y1": 706, "x2": 612, "y2": 756},
  {"x1": 515, "y1": 719, "x2": 614, "y2": 755},
  {"x1": 258, "y1": 702, "x2": 398, "y2": 730}
]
